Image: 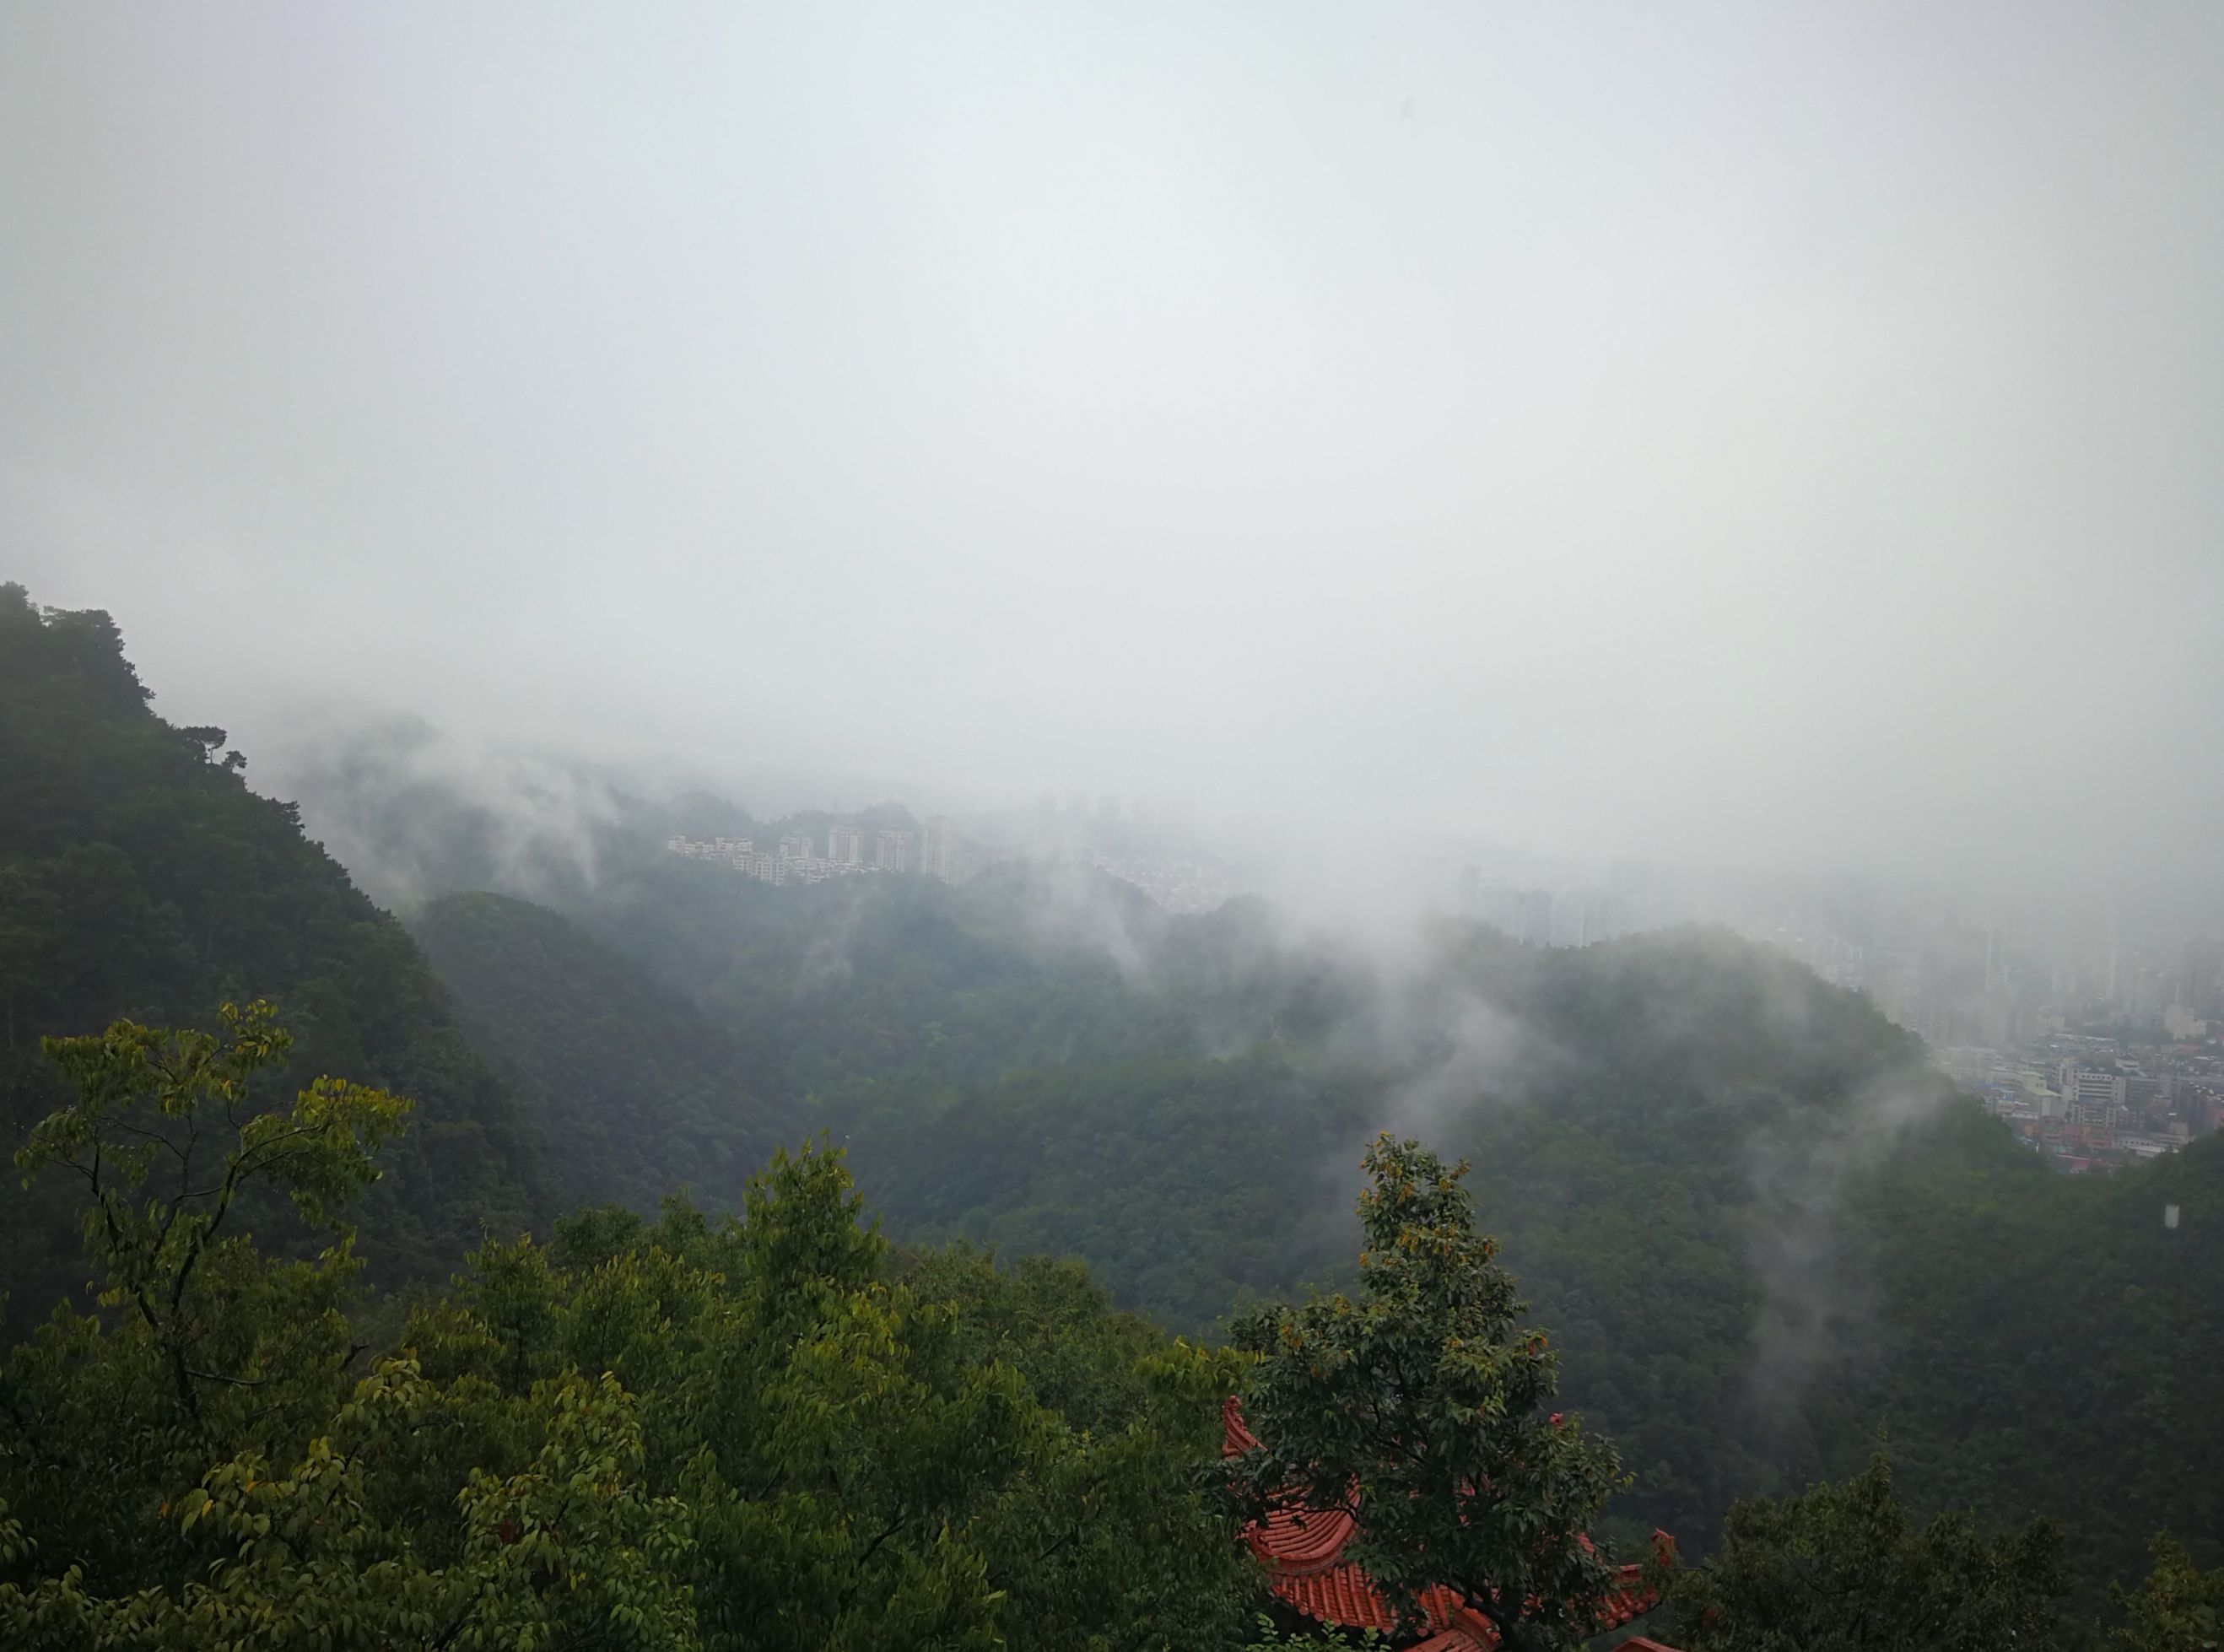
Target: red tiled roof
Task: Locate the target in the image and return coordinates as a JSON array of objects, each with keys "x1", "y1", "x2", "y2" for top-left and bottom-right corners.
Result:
[
  {"x1": 1249, "y1": 1498, "x2": 1363, "y2": 1573},
  {"x1": 1224, "y1": 1397, "x2": 1667, "y2": 1650}
]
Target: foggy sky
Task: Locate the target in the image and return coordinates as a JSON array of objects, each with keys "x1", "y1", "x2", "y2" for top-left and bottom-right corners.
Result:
[{"x1": 6, "y1": 3, "x2": 2221, "y2": 891}]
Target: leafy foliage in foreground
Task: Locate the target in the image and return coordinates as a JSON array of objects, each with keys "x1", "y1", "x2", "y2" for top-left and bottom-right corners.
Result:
[
  {"x1": 2110, "y1": 1534, "x2": 2224, "y2": 1652},
  {"x1": 1231, "y1": 1136, "x2": 1623, "y2": 1651},
  {"x1": 0, "y1": 1011, "x2": 1255, "y2": 1650},
  {"x1": 1656, "y1": 1448, "x2": 2070, "y2": 1651}
]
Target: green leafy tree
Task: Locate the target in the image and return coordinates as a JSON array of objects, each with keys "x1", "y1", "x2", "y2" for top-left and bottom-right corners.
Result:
[
  {"x1": 3, "y1": 1003, "x2": 1262, "y2": 1651},
  {"x1": 1240, "y1": 1617, "x2": 1390, "y2": 1649},
  {"x1": 2113, "y1": 1534, "x2": 2224, "y2": 1652},
  {"x1": 2, "y1": 1004, "x2": 411, "y2": 1592},
  {"x1": 1228, "y1": 1134, "x2": 1626, "y2": 1651},
  {"x1": 1657, "y1": 1447, "x2": 2070, "y2": 1650},
  {"x1": 512, "y1": 1150, "x2": 1257, "y2": 1652},
  {"x1": 3, "y1": 1359, "x2": 698, "y2": 1651},
  {"x1": 17, "y1": 1002, "x2": 409, "y2": 1424},
  {"x1": 0, "y1": 1004, "x2": 700, "y2": 1649}
]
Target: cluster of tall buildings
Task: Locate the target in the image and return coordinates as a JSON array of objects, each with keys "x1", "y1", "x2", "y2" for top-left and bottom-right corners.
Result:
[
  {"x1": 1741, "y1": 903, "x2": 2224, "y2": 1055},
  {"x1": 666, "y1": 818, "x2": 1000, "y2": 887},
  {"x1": 670, "y1": 824, "x2": 912, "y2": 885},
  {"x1": 1455, "y1": 872, "x2": 1630, "y2": 947}
]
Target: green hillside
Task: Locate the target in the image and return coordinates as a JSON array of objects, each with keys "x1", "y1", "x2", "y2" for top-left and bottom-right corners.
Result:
[
  {"x1": 0, "y1": 584, "x2": 545, "y2": 1308},
  {"x1": 463, "y1": 855, "x2": 2223, "y2": 1599},
  {"x1": 410, "y1": 890, "x2": 787, "y2": 1213}
]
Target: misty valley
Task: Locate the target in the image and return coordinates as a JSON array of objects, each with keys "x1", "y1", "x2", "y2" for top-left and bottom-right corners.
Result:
[
  {"x1": 3, "y1": 582, "x2": 2219, "y2": 1652},
  {"x1": 13, "y1": 1, "x2": 2224, "y2": 1643}
]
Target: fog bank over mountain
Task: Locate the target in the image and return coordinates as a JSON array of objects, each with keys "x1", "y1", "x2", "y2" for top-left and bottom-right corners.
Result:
[{"x1": 6, "y1": 3, "x2": 2222, "y2": 896}]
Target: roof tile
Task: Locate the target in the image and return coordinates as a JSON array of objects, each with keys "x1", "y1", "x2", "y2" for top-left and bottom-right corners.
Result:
[{"x1": 1223, "y1": 1398, "x2": 1665, "y2": 1649}]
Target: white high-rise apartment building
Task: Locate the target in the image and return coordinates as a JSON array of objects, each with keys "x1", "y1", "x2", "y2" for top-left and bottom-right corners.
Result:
[
  {"x1": 923, "y1": 818, "x2": 957, "y2": 883},
  {"x1": 874, "y1": 829, "x2": 915, "y2": 872},
  {"x1": 829, "y1": 823, "x2": 863, "y2": 865}
]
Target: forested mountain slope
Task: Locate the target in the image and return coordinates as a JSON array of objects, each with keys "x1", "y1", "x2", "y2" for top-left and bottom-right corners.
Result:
[
  {"x1": 1838, "y1": 1115, "x2": 2224, "y2": 1585},
  {"x1": 436, "y1": 853, "x2": 2221, "y2": 1600},
  {"x1": 0, "y1": 584, "x2": 545, "y2": 1308},
  {"x1": 569, "y1": 855, "x2": 1195, "y2": 1101},
  {"x1": 410, "y1": 890, "x2": 787, "y2": 1212},
  {"x1": 816, "y1": 923, "x2": 1959, "y2": 1542}
]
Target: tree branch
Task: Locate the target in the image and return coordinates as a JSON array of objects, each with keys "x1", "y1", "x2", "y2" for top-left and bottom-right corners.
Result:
[{"x1": 184, "y1": 1365, "x2": 270, "y2": 1389}]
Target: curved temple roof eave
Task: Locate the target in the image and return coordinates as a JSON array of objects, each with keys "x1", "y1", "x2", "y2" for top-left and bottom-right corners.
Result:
[{"x1": 1221, "y1": 1396, "x2": 1671, "y2": 1649}]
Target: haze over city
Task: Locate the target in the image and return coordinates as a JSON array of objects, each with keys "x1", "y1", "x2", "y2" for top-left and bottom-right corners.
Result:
[{"x1": 6, "y1": 3, "x2": 2222, "y2": 899}]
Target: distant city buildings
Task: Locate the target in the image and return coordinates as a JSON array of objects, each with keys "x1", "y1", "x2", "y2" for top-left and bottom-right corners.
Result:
[
  {"x1": 1946, "y1": 1035, "x2": 2224, "y2": 1170},
  {"x1": 1456, "y1": 874, "x2": 1628, "y2": 948},
  {"x1": 670, "y1": 830, "x2": 850, "y2": 888},
  {"x1": 666, "y1": 815, "x2": 996, "y2": 888},
  {"x1": 665, "y1": 835, "x2": 755, "y2": 870},
  {"x1": 1013, "y1": 786, "x2": 1240, "y2": 913},
  {"x1": 922, "y1": 817, "x2": 955, "y2": 883},
  {"x1": 1083, "y1": 850, "x2": 1248, "y2": 915},
  {"x1": 874, "y1": 829, "x2": 914, "y2": 872}
]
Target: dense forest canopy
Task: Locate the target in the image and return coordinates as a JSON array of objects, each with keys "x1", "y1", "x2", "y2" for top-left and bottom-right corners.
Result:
[
  {"x1": 0, "y1": 1009, "x2": 1260, "y2": 1649},
  {"x1": 410, "y1": 891, "x2": 785, "y2": 1216}
]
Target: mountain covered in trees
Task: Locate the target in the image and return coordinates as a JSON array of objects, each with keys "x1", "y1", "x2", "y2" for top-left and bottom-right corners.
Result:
[
  {"x1": 410, "y1": 892, "x2": 785, "y2": 1216},
  {"x1": 404, "y1": 845, "x2": 2224, "y2": 1591},
  {"x1": 405, "y1": 776, "x2": 2224, "y2": 1606},
  {"x1": 3, "y1": 582, "x2": 2221, "y2": 1641},
  {"x1": 0, "y1": 584, "x2": 548, "y2": 1311}
]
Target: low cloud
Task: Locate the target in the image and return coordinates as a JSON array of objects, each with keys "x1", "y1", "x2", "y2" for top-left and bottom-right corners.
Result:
[
  {"x1": 253, "y1": 712, "x2": 622, "y2": 912},
  {"x1": 1742, "y1": 1066, "x2": 1944, "y2": 1423}
]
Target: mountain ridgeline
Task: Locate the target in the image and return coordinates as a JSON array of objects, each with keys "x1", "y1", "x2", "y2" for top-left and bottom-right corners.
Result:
[{"x1": 3, "y1": 582, "x2": 2220, "y2": 1619}]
